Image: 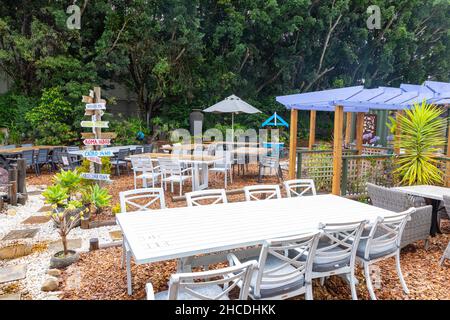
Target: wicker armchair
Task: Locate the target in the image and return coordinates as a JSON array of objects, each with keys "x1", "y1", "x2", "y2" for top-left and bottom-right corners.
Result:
[{"x1": 367, "y1": 183, "x2": 432, "y2": 249}]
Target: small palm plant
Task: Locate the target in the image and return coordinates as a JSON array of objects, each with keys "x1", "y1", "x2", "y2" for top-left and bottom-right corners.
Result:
[
  {"x1": 81, "y1": 184, "x2": 112, "y2": 215},
  {"x1": 388, "y1": 101, "x2": 447, "y2": 185}
]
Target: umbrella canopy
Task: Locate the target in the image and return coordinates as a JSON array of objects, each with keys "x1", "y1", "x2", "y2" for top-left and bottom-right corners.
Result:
[
  {"x1": 203, "y1": 95, "x2": 261, "y2": 114},
  {"x1": 203, "y1": 95, "x2": 262, "y2": 138}
]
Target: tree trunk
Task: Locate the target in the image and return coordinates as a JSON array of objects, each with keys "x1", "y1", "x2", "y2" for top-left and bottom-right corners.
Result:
[{"x1": 61, "y1": 234, "x2": 68, "y2": 257}]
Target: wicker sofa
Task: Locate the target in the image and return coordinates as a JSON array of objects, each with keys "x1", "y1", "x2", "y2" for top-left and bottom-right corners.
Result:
[{"x1": 367, "y1": 183, "x2": 432, "y2": 249}]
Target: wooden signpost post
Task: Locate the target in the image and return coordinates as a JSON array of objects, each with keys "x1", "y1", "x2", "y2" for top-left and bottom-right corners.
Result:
[{"x1": 81, "y1": 87, "x2": 114, "y2": 183}]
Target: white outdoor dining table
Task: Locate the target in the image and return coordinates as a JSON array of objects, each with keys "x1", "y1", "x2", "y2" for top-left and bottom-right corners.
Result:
[
  {"x1": 68, "y1": 145, "x2": 143, "y2": 156},
  {"x1": 394, "y1": 185, "x2": 450, "y2": 236},
  {"x1": 117, "y1": 194, "x2": 398, "y2": 295}
]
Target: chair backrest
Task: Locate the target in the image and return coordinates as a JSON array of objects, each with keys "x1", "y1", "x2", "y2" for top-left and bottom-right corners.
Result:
[
  {"x1": 167, "y1": 260, "x2": 257, "y2": 300},
  {"x1": 367, "y1": 183, "x2": 412, "y2": 212},
  {"x1": 67, "y1": 146, "x2": 80, "y2": 152},
  {"x1": 259, "y1": 154, "x2": 279, "y2": 168},
  {"x1": 119, "y1": 188, "x2": 166, "y2": 212},
  {"x1": 253, "y1": 232, "x2": 320, "y2": 299},
  {"x1": 316, "y1": 220, "x2": 367, "y2": 268},
  {"x1": 51, "y1": 148, "x2": 63, "y2": 161},
  {"x1": 134, "y1": 147, "x2": 143, "y2": 155},
  {"x1": 117, "y1": 148, "x2": 130, "y2": 160},
  {"x1": 214, "y1": 150, "x2": 232, "y2": 168},
  {"x1": 21, "y1": 144, "x2": 33, "y2": 147},
  {"x1": 36, "y1": 149, "x2": 49, "y2": 162},
  {"x1": 244, "y1": 185, "x2": 282, "y2": 201},
  {"x1": 284, "y1": 179, "x2": 317, "y2": 197},
  {"x1": 361, "y1": 208, "x2": 414, "y2": 260},
  {"x1": 131, "y1": 157, "x2": 154, "y2": 173},
  {"x1": 186, "y1": 189, "x2": 228, "y2": 207},
  {"x1": 158, "y1": 157, "x2": 182, "y2": 175},
  {"x1": 22, "y1": 150, "x2": 34, "y2": 165},
  {"x1": 59, "y1": 152, "x2": 71, "y2": 167},
  {"x1": 3, "y1": 145, "x2": 16, "y2": 149},
  {"x1": 143, "y1": 144, "x2": 153, "y2": 153},
  {"x1": 206, "y1": 144, "x2": 216, "y2": 156},
  {"x1": 443, "y1": 195, "x2": 450, "y2": 220}
]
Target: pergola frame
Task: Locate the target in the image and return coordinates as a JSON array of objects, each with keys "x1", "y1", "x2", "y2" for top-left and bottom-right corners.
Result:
[{"x1": 278, "y1": 81, "x2": 450, "y2": 195}]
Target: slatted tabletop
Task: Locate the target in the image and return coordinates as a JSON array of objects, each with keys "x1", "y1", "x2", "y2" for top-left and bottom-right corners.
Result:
[
  {"x1": 129, "y1": 152, "x2": 222, "y2": 164},
  {"x1": 394, "y1": 185, "x2": 450, "y2": 201},
  {"x1": 0, "y1": 145, "x2": 63, "y2": 155},
  {"x1": 117, "y1": 194, "x2": 396, "y2": 265}
]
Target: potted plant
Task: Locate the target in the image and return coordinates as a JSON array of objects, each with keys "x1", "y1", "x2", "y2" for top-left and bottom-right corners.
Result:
[
  {"x1": 42, "y1": 184, "x2": 87, "y2": 268},
  {"x1": 388, "y1": 101, "x2": 447, "y2": 185},
  {"x1": 80, "y1": 184, "x2": 112, "y2": 228}
]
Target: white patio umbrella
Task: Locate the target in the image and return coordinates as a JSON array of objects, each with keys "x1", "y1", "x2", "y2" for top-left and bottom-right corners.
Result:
[{"x1": 203, "y1": 95, "x2": 262, "y2": 137}]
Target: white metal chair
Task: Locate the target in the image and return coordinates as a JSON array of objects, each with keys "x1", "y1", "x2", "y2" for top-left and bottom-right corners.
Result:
[
  {"x1": 131, "y1": 157, "x2": 161, "y2": 189},
  {"x1": 356, "y1": 208, "x2": 414, "y2": 300},
  {"x1": 186, "y1": 189, "x2": 228, "y2": 207},
  {"x1": 284, "y1": 179, "x2": 317, "y2": 197},
  {"x1": 146, "y1": 259, "x2": 257, "y2": 300},
  {"x1": 244, "y1": 185, "x2": 281, "y2": 201},
  {"x1": 228, "y1": 232, "x2": 321, "y2": 300},
  {"x1": 306, "y1": 220, "x2": 367, "y2": 300},
  {"x1": 209, "y1": 150, "x2": 233, "y2": 188},
  {"x1": 119, "y1": 188, "x2": 166, "y2": 268},
  {"x1": 158, "y1": 157, "x2": 192, "y2": 196}
]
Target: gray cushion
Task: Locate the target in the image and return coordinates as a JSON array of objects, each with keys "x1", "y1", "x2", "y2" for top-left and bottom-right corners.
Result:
[
  {"x1": 356, "y1": 228, "x2": 398, "y2": 260},
  {"x1": 293, "y1": 240, "x2": 351, "y2": 272},
  {"x1": 242, "y1": 255, "x2": 305, "y2": 299},
  {"x1": 155, "y1": 285, "x2": 229, "y2": 300}
]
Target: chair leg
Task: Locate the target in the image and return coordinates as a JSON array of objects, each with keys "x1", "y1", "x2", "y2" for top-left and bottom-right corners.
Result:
[
  {"x1": 363, "y1": 262, "x2": 377, "y2": 300},
  {"x1": 305, "y1": 283, "x2": 313, "y2": 300},
  {"x1": 395, "y1": 251, "x2": 409, "y2": 294},
  {"x1": 424, "y1": 238, "x2": 430, "y2": 250},
  {"x1": 319, "y1": 277, "x2": 325, "y2": 286},
  {"x1": 258, "y1": 165, "x2": 262, "y2": 183},
  {"x1": 349, "y1": 271, "x2": 358, "y2": 300}
]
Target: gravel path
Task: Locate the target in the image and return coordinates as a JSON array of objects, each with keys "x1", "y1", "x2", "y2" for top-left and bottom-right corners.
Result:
[{"x1": 0, "y1": 185, "x2": 121, "y2": 300}]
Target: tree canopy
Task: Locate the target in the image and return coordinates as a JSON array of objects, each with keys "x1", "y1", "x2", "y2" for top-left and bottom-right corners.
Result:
[{"x1": 0, "y1": 0, "x2": 448, "y2": 143}]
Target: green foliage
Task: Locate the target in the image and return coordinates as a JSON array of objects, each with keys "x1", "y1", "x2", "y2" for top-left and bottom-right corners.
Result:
[
  {"x1": 81, "y1": 185, "x2": 112, "y2": 213},
  {"x1": 25, "y1": 88, "x2": 80, "y2": 145},
  {"x1": 42, "y1": 184, "x2": 69, "y2": 206},
  {"x1": 0, "y1": 92, "x2": 35, "y2": 143},
  {"x1": 388, "y1": 102, "x2": 447, "y2": 185},
  {"x1": 112, "y1": 203, "x2": 122, "y2": 215},
  {"x1": 78, "y1": 158, "x2": 112, "y2": 176},
  {"x1": 52, "y1": 169, "x2": 82, "y2": 198},
  {"x1": 108, "y1": 116, "x2": 150, "y2": 145}
]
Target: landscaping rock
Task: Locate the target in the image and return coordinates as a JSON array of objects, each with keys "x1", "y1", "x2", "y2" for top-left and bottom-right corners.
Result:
[
  {"x1": 109, "y1": 230, "x2": 123, "y2": 241},
  {"x1": 2, "y1": 228, "x2": 39, "y2": 241},
  {"x1": 47, "y1": 269, "x2": 62, "y2": 277},
  {"x1": 41, "y1": 277, "x2": 59, "y2": 292},
  {"x1": 0, "y1": 293, "x2": 21, "y2": 300},
  {"x1": 22, "y1": 215, "x2": 51, "y2": 224},
  {"x1": 0, "y1": 243, "x2": 33, "y2": 260},
  {"x1": 6, "y1": 209, "x2": 17, "y2": 216},
  {"x1": 0, "y1": 264, "x2": 27, "y2": 284},
  {"x1": 49, "y1": 250, "x2": 80, "y2": 269}
]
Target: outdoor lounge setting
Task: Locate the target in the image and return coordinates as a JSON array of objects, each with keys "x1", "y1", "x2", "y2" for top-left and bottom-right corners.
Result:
[{"x1": 0, "y1": 0, "x2": 449, "y2": 307}]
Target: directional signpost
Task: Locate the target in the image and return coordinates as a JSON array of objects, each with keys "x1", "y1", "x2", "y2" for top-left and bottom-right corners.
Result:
[{"x1": 80, "y1": 87, "x2": 115, "y2": 183}]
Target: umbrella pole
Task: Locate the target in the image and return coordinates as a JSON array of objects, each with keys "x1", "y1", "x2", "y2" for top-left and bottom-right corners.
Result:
[{"x1": 231, "y1": 112, "x2": 234, "y2": 142}]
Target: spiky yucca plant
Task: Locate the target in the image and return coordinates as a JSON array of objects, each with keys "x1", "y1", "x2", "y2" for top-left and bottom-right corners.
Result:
[{"x1": 388, "y1": 101, "x2": 446, "y2": 186}]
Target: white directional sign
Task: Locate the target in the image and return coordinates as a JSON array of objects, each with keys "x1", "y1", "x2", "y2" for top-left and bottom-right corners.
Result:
[
  {"x1": 86, "y1": 156, "x2": 102, "y2": 164},
  {"x1": 85, "y1": 103, "x2": 106, "y2": 110},
  {"x1": 82, "y1": 150, "x2": 114, "y2": 157},
  {"x1": 83, "y1": 139, "x2": 111, "y2": 146},
  {"x1": 81, "y1": 121, "x2": 109, "y2": 128},
  {"x1": 80, "y1": 173, "x2": 111, "y2": 181}
]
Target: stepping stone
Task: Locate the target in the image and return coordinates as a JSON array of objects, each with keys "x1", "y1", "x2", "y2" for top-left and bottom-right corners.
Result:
[
  {"x1": 22, "y1": 216, "x2": 51, "y2": 225},
  {"x1": 109, "y1": 230, "x2": 123, "y2": 241},
  {"x1": 2, "y1": 229, "x2": 39, "y2": 241},
  {"x1": 0, "y1": 264, "x2": 27, "y2": 284},
  {"x1": 38, "y1": 205, "x2": 52, "y2": 213},
  {"x1": 0, "y1": 244, "x2": 33, "y2": 260},
  {"x1": 0, "y1": 293, "x2": 21, "y2": 300},
  {"x1": 48, "y1": 238, "x2": 82, "y2": 252}
]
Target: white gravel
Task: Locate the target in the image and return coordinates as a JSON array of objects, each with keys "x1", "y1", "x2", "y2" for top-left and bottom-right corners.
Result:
[{"x1": 0, "y1": 185, "x2": 121, "y2": 300}]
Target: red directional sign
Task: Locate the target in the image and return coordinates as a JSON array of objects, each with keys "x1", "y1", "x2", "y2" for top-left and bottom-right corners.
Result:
[{"x1": 83, "y1": 139, "x2": 111, "y2": 146}]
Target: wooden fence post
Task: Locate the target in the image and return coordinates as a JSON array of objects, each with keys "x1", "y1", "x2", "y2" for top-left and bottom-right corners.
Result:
[{"x1": 8, "y1": 167, "x2": 17, "y2": 206}]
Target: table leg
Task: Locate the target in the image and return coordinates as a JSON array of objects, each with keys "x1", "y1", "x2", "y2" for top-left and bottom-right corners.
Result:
[
  {"x1": 426, "y1": 198, "x2": 442, "y2": 237},
  {"x1": 126, "y1": 249, "x2": 132, "y2": 295},
  {"x1": 191, "y1": 163, "x2": 200, "y2": 191}
]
